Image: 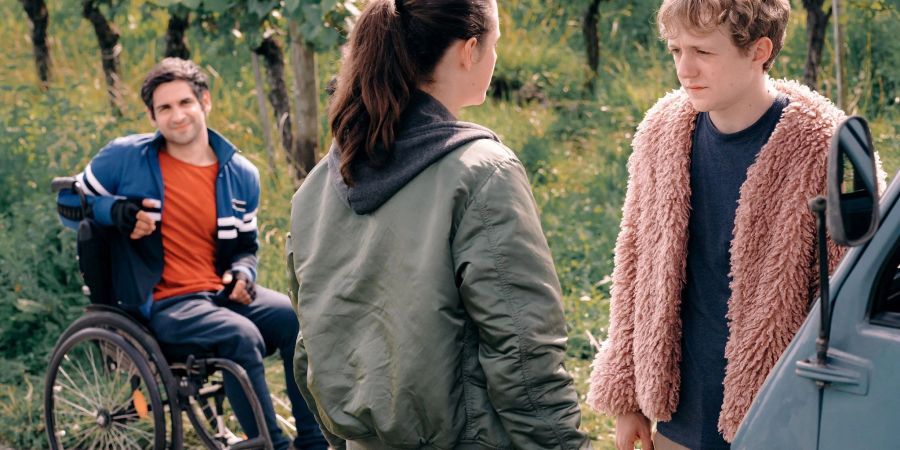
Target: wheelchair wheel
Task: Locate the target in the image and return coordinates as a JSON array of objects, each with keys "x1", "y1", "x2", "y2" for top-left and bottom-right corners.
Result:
[
  {"x1": 45, "y1": 327, "x2": 166, "y2": 450},
  {"x1": 171, "y1": 358, "x2": 273, "y2": 450},
  {"x1": 56, "y1": 307, "x2": 182, "y2": 448}
]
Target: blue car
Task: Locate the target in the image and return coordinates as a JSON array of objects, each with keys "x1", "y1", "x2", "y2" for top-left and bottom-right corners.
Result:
[{"x1": 733, "y1": 117, "x2": 899, "y2": 449}]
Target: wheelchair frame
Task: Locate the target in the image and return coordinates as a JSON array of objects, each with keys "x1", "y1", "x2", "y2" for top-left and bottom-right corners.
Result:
[{"x1": 45, "y1": 177, "x2": 274, "y2": 450}]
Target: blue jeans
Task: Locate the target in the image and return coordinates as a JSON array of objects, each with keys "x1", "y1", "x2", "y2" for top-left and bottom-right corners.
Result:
[{"x1": 150, "y1": 287, "x2": 327, "y2": 450}]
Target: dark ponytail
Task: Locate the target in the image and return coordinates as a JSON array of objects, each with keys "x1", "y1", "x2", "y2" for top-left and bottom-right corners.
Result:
[{"x1": 329, "y1": 0, "x2": 493, "y2": 185}]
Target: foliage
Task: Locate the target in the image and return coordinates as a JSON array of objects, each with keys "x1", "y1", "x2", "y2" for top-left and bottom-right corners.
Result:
[
  {"x1": 284, "y1": 0, "x2": 359, "y2": 51},
  {"x1": 0, "y1": 0, "x2": 897, "y2": 446},
  {"x1": 0, "y1": 376, "x2": 45, "y2": 449}
]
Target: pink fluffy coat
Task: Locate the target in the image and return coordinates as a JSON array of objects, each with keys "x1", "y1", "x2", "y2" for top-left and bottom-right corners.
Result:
[{"x1": 586, "y1": 79, "x2": 848, "y2": 442}]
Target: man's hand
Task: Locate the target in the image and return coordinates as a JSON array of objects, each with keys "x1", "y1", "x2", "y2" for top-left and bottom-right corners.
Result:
[
  {"x1": 222, "y1": 271, "x2": 255, "y2": 305},
  {"x1": 131, "y1": 199, "x2": 157, "y2": 239},
  {"x1": 111, "y1": 198, "x2": 157, "y2": 239},
  {"x1": 616, "y1": 412, "x2": 653, "y2": 450}
]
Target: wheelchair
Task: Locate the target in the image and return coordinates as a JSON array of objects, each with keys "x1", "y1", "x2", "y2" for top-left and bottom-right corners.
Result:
[{"x1": 45, "y1": 177, "x2": 274, "y2": 450}]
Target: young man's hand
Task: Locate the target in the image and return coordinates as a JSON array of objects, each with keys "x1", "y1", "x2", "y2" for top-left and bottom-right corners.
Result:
[
  {"x1": 130, "y1": 199, "x2": 158, "y2": 239},
  {"x1": 616, "y1": 412, "x2": 654, "y2": 450},
  {"x1": 222, "y1": 270, "x2": 255, "y2": 305},
  {"x1": 111, "y1": 198, "x2": 157, "y2": 239}
]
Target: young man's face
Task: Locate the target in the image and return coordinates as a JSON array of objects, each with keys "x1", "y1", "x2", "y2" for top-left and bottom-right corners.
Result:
[
  {"x1": 666, "y1": 24, "x2": 764, "y2": 114},
  {"x1": 148, "y1": 80, "x2": 211, "y2": 148}
]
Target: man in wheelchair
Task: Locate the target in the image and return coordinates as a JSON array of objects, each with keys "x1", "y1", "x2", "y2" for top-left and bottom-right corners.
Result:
[{"x1": 55, "y1": 57, "x2": 327, "y2": 450}]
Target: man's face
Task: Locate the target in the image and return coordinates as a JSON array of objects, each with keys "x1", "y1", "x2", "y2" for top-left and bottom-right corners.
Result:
[
  {"x1": 666, "y1": 24, "x2": 762, "y2": 114},
  {"x1": 148, "y1": 80, "x2": 210, "y2": 147}
]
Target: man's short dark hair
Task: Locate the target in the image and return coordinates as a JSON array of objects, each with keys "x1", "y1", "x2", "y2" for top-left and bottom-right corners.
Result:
[{"x1": 141, "y1": 58, "x2": 209, "y2": 117}]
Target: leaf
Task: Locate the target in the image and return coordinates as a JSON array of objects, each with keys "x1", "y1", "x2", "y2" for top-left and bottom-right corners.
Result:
[
  {"x1": 315, "y1": 27, "x2": 341, "y2": 50},
  {"x1": 246, "y1": 29, "x2": 265, "y2": 50},
  {"x1": 285, "y1": 0, "x2": 302, "y2": 14},
  {"x1": 248, "y1": 0, "x2": 279, "y2": 19},
  {"x1": 14, "y1": 299, "x2": 46, "y2": 314},
  {"x1": 203, "y1": 0, "x2": 234, "y2": 13},
  {"x1": 320, "y1": 0, "x2": 340, "y2": 12}
]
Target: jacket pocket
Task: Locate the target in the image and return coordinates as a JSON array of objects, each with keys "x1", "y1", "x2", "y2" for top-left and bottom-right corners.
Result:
[{"x1": 460, "y1": 318, "x2": 513, "y2": 448}]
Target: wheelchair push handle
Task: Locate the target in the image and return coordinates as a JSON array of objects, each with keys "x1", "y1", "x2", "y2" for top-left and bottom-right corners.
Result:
[
  {"x1": 52, "y1": 176, "x2": 91, "y2": 219},
  {"x1": 50, "y1": 176, "x2": 79, "y2": 194}
]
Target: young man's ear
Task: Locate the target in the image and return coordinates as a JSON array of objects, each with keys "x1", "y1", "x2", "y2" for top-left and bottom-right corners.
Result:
[
  {"x1": 752, "y1": 37, "x2": 774, "y2": 70},
  {"x1": 146, "y1": 108, "x2": 157, "y2": 128},
  {"x1": 201, "y1": 90, "x2": 212, "y2": 114}
]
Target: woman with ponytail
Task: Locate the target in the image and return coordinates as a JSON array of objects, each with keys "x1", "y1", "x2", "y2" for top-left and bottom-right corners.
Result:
[{"x1": 288, "y1": 1, "x2": 591, "y2": 448}]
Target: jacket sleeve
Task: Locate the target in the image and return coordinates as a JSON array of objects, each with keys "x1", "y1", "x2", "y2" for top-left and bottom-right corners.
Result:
[
  {"x1": 228, "y1": 167, "x2": 261, "y2": 281},
  {"x1": 287, "y1": 234, "x2": 346, "y2": 450},
  {"x1": 586, "y1": 150, "x2": 642, "y2": 416},
  {"x1": 452, "y1": 158, "x2": 590, "y2": 450},
  {"x1": 57, "y1": 144, "x2": 122, "y2": 229}
]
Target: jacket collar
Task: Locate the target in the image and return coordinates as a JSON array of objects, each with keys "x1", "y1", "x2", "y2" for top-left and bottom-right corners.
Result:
[{"x1": 148, "y1": 128, "x2": 238, "y2": 167}]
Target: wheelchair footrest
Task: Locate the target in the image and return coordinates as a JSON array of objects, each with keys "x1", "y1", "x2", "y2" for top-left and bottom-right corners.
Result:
[{"x1": 228, "y1": 437, "x2": 268, "y2": 450}]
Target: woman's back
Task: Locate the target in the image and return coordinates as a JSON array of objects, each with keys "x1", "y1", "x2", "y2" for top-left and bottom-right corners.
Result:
[
  {"x1": 288, "y1": 0, "x2": 589, "y2": 448},
  {"x1": 291, "y1": 128, "x2": 587, "y2": 448}
]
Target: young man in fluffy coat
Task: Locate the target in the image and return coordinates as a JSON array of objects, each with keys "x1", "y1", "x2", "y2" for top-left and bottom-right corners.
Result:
[{"x1": 585, "y1": 1, "x2": 882, "y2": 449}]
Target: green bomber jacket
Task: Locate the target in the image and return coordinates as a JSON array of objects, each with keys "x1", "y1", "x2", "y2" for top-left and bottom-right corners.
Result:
[{"x1": 287, "y1": 139, "x2": 591, "y2": 450}]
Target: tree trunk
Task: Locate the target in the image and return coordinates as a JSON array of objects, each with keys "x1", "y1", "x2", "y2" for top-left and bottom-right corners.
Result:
[
  {"x1": 251, "y1": 52, "x2": 277, "y2": 173},
  {"x1": 830, "y1": 0, "x2": 845, "y2": 111},
  {"x1": 82, "y1": 0, "x2": 124, "y2": 116},
  {"x1": 164, "y1": 9, "x2": 190, "y2": 59},
  {"x1": 254, "y1": 37, "x2": 298, "y2": 181},
  {"x1": 289, "y1": 20, "x2": 319, "y2": 181},
  {"x1": 19, "y1": 0, "x2": 51, "y2": 90},
  {"x1": 583, "y1": 0, "x2": 601, "y2": 76},
  {"x1": 802, "y1": 0, "x2": 831, "y2": 91}
]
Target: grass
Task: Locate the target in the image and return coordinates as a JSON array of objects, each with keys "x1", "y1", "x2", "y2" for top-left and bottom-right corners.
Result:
[{"x1": 1, "y1": 0, "x2": 897, "y2": 447}]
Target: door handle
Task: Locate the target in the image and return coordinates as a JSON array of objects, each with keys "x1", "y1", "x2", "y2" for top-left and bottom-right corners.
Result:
[
  {"x1": 796, "y1": 360, "x2": 861, "y2": 385},
  {"x1": 795, "y1": 349, "x2": 870, "y2": 395}
]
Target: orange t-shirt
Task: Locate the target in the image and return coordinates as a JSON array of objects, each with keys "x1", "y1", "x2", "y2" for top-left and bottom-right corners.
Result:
[{"x1": 153, "y1": 151, "x2": 224, "y2": 300}]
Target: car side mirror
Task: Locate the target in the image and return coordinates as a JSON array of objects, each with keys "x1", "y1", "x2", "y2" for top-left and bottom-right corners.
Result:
[
  {"x1": 827, "y1": 116, "x2": 879, "y2": 247},
  {"x1": 808, "y1": 116, "x2": 880, "y2": 368}
]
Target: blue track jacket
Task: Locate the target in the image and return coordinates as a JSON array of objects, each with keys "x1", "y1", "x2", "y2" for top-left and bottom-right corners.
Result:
[{"x1": 57, "y1": 129, "x2": 260, "y2": 316}]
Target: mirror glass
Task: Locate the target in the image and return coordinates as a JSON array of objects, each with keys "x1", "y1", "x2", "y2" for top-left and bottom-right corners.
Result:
[{"x1": 827, "y1": 116, "x2": 879, "y2": 246}]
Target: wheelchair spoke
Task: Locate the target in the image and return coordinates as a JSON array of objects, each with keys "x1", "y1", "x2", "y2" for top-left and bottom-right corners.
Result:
[
  {"x1": 95, "y1": 431, "x2": 109, "y2": 450},
  {"x1": 111, "y1": 411, "x2": 140, "y2": 421},
  {"x1": 55, "y1": 368, "x2": 101, "y2": 410},
  {"x1": 104, "y1": 344, "x2": 128, "y2": 409},
  {"x1": 55, "y1": 392, "x2": 96, "y2": 417},
  {"x1": 66, "y1": 343, "x2": 119, "y2": 412},
  {"x1": 67, "y1": 426, "x2": 98, "y2": 450},
  {"x1": 65, "y1": 349, "x2": 103, "y2": 406},
  {"x1": 112, "y1": 420, "x2": 154, "y2": 449},
  {"x1": 86, "y1": 343, "x2": 107, "y2": 406},
  {"x1": 87, "y1": 431, "x2": 101, "y2": 450}
]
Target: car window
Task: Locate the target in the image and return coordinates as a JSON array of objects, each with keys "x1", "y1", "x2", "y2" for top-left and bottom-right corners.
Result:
[{"x1": 871, "y1": 238, "x2": 900, "y2": 328}]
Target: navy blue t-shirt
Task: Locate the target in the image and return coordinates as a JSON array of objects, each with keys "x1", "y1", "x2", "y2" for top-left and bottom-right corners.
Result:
[{"x1": 657, "y1": 95, "x2": 789, "y2": 450}]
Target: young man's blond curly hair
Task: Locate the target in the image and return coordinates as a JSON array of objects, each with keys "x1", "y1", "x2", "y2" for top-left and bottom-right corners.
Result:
[{"x1": 657, "y1": 0, "x2": 791, "y2": 71}]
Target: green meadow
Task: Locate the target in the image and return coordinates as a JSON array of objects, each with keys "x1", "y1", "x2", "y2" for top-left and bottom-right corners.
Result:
[{"x1": 0, "y1": 0, "x2": 896, "y2": 447}]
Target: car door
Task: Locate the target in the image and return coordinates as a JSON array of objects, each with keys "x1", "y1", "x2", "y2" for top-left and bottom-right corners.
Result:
[{"x1": 814, "y1": 184, "x2": 900, "y2": 450}]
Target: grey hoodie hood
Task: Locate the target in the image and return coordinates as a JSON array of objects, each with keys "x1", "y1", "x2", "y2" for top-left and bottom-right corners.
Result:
[{"x1": 328, "y1": 91, "x2": 499, "y2": 215}]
